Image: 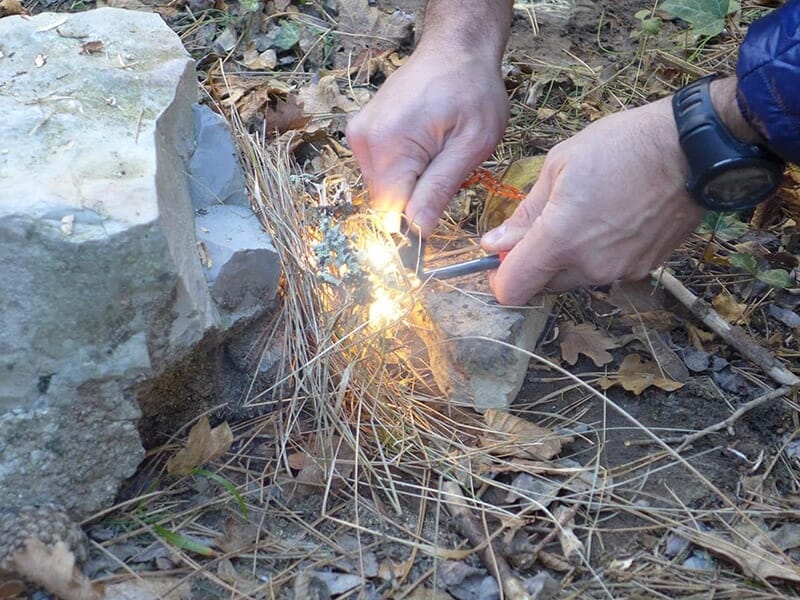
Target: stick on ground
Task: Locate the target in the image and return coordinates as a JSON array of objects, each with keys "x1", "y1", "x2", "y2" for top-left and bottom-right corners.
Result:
[
  {"x1": 442, "y1": 481, "x2": 533, "y2": 600},
  {"x1": 652, "y1": 267, "x2": 800, "y2": 388}
]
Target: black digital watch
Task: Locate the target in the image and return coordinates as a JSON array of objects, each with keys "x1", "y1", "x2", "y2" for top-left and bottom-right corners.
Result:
[{"x1": 671, "y1": 74, "x2": 784, "y2": 211}]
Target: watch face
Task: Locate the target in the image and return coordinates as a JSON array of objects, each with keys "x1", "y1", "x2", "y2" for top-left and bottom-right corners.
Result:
[{"x1": 703, "y1": 166, "x2": 779, "y2": 208}]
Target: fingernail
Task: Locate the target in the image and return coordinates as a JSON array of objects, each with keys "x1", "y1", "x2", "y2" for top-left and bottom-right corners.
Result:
[
  {"x1": 407, "y1": 208, "x2": 437, "y2": 237},
  {"x1": 482, "y1": 224, "x2": 506, "y2": 247}
]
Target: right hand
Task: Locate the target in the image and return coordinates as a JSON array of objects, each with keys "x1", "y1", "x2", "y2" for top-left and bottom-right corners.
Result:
[{"x1": 346, "y1": 44, "x2": 509, "y2": 237}]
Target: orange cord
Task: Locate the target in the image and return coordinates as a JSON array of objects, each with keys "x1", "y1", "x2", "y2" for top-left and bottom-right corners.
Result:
[{"x1": 460, "y1": 167, "x2": 525, "y2": 201}]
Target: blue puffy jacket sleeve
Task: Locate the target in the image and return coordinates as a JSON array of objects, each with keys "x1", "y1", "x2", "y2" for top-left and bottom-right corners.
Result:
[{"x1": 737, "y1": 0, "x2": 800, "y2": 164}]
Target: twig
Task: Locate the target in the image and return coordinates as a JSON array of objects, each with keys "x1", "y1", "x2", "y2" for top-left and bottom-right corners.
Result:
[
  {"x1": 553, "y1": 505, "x2": 584, "y2": 565},
  {"x1": 626, "y1": 386, "x2": 793, "y2": 449},
  {"x1": 652, "y1": 267, "x2": 800, "y2": 388},
  {"x1": 442, "y1": 481, "x2": 532, "y2": 600},
  {"x1": 530, "y1": 503, "x2": 580, "y2": 558},
  {"x1": 676, "y1": 386, "x2": 793, "y2": 451}
]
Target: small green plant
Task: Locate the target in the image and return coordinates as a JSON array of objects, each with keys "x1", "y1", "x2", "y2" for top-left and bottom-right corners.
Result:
[
  {"x1": 272, "y1": 19, "x2": 302, "y2": 50},
  {"x1": 632, "y1": 9, "x2": 663, "y2": 38},
  {"x1": 698, "y1": 211, "x2": 748, "y2": 242},
  {"x1": 659, "y1": 0, "x2": 739, "y2": 38},
  {"x1": 728, "y1": 252, "x2": 794, "y2": 289}
]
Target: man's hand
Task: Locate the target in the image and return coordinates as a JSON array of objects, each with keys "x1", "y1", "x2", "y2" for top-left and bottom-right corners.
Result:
[
  {"x1": 346, "y1": 0, "x2": 513, "y2": 237},
  {"x1": 481, "y1": 97, "x2": 706, "y2": 305}
]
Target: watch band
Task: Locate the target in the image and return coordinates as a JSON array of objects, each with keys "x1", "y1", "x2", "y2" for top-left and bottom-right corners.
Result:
[{"x1": 672, "y1": 74, "x2": 783, "y2": 210}]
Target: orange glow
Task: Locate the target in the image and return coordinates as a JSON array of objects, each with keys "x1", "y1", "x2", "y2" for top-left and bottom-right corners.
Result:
[
  {"x1": 368, "y1": 287, "x2": 403, "y2": 328},
  {"x1": 365, "y1": 240, "x2": 397, "y2": 273}
]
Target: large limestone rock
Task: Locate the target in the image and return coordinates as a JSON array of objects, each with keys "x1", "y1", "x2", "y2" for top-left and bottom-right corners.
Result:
[{"x1": 0, "y1": 9, "x2": 280, "y2": 518}]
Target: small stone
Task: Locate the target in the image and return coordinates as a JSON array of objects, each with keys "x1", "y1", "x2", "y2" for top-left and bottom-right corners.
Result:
[
  {"x1": 682, "y1": 348, "x2": 710, "y2": 372},
  {"x1": 411, "y1": 276, "x2": 552, "y2": 411},
  {"x1": 682, "y1": 550, "x2": 715, "y2": 571}
]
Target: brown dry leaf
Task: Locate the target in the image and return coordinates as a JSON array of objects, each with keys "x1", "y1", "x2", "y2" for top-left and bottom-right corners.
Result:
[
  {"x1": 242, "y1": 41, "x2": 277, "y2": 70},
  {"x1": 377, "y1": 555, "x2": 415, "y2": 582},
  {"x1": 683, "y1": 526, "x2": 800, "y2": 584},
  {"x1": 215, "y1": 516, "x2": 260, "y2": 554},
  {"x1": 296, "y1": 75, "x2": 358, "y2": 133},
  {"x1": 608, "y1": 280, "x2": 674, "y2": 329},
  {"x1": 10, "y1": 540, "x2": 103, "y2": 600},
  {"x1": 287, "y1": 436, "x2": 356, "y2": 498},
  {"x1": 598, "y1": 354, "x2": 684, "y2": 395},
  {"x1": 479, "y1": 155, "x2": 545, "y2": 233},
  {"x1": 79, "y1": 40, "x2": 104, "y2": 54},
  {"x1": 265, "y1": 95, "x2": 310, "y2": 134},
  {"x1": 165, "y1": 416, "x2": 233, "y2": 476},
  {"x1": 558, "y1": 322, "x2": 618, "y2": 367},
  {"x1": 0, "y1": 0, "x2": 24, "y2": 17},
  {"x1": 631, "y1": 323, "x2": 689, "y2": 382},
  {"x1": 686, "y1": 322, "x2": 715, "y2": 350},
  {"x1": 712, "y1": 291, "x2": 748, "y2": 325},
  {"x1": 482, "y1": 409, "x2": 568, "y2": 460},
  {"x1": 333, "y1": 0, "x2": 414, "y2": 69}
]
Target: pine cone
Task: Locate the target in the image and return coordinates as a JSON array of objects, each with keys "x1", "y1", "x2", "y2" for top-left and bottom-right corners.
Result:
[{"x1": 0, "y1": 503, "x2": 88, "y2": 574}]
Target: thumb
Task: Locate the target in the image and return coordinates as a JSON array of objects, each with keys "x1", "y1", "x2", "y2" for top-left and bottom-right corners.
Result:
[
  {"x1": 481, "y1": 169, "x2": 553, "y2": 252},
  {"x1": 489, "y1": 216, "x2": 563, "y2": 305},
  {"x1": 406, "y1": 149, "x2": 483, "y2": 238}
]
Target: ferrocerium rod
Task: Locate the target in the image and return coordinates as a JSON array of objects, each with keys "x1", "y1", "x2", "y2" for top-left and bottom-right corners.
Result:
[{"x1": 422, "y1": 254, "x2": 502, "y2": 280}]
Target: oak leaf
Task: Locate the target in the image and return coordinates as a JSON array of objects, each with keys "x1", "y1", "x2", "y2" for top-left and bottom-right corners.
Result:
[
  {"x1": 598, "y1": 354, "x2": 684, "y2": 395},
  {"x1": 265, "y1": 95, "x2": 310, "y2": 134},
  {"x1": 558, "y1": 322, "x2": 618, "y2": 367},
  {"x1": 166, "y1": 417, "x2": 233, "y2": 476},
  {"x1": 482, "y1": 409, "x2": 569, "y2": 460}
]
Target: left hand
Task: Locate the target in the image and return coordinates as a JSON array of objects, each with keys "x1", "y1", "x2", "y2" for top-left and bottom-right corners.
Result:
[{"x1": 481, "y1": 97, "x2": 706, "y2": 305}]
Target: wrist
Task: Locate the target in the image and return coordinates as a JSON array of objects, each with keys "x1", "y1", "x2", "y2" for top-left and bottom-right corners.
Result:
[
  {"x1": 672, "y1": 75, "x2": 784, "y2": 211},
  {"x1": 417, "y1": 0, "x2": 513, "y2": 65},
  {"x1": 709, "y1": 76, "x2": 764, "y2": 145}
]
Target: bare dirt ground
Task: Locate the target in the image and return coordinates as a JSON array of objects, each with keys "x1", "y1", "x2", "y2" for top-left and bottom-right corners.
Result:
[{"x1": 7, "y1": 0, "x2": 800, "y2": 598}]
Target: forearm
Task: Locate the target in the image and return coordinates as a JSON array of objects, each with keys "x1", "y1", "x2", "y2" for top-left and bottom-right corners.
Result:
[{"x1": 419, "y1": 0, "x2": 514, "y2": 63}]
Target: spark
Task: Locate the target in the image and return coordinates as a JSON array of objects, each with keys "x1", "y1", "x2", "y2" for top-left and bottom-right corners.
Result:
[
  {"x1": 365, "y1": 240, "x2": 397, "y2": 273},
  {"x1": 369, "y1": 286, "x2": 403, "y2": 328}
]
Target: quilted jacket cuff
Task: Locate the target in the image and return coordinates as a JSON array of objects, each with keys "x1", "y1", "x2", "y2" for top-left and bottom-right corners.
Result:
[{"x1": 736, "y1": 1, "x2": 800, "y2": 164}]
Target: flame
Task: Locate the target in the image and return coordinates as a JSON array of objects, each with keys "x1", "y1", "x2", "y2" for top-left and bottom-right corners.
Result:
[
  {"x1": 365, "y1": 240, "x2": 397, "y2": 273},
  {"x1": 369, "y1": 286, "x2": 403, "y2": 328}
]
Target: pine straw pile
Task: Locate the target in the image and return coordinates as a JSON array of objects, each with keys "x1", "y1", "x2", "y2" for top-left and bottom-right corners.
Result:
[{"x1": 76, "y1": 2, "x2": 800, "y2": 599}]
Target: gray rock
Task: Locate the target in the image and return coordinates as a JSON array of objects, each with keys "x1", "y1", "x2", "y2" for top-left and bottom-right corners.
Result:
[
  {"x1": 195, "y1": 204, "x2": 280, "y2": 327},
  {"x1": 189, "y1": 105, "x2": 248, "y2": 209},
  {"x1": 0, "y1": 9, "x2": 280, "y2": 519},
  {"x1": 412, "y1": 277, "x2": 552, "y2": 411},
  {"x1": 189, "y1": 104, "x2": 280, "y2": 329}
]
